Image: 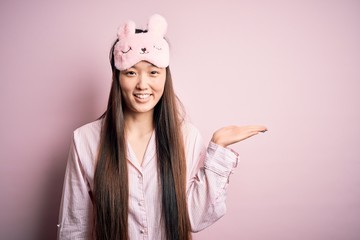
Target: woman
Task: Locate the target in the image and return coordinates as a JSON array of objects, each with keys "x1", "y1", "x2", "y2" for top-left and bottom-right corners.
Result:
[{"x1": 57, "y1": 14, "x2": 267, "y2": 240}]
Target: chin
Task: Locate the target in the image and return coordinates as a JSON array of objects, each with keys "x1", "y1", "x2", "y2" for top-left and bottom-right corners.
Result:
[{"x1": 131, "y1": 104, "x2": 156, "y2": 114}]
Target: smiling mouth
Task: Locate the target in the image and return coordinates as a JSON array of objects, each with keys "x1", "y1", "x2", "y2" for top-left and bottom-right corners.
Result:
[{"x1": 134, "y1": 93, "x2": 152, "y2": 99}]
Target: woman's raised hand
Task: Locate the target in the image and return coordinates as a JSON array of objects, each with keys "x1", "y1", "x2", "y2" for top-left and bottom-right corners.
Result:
[{"x1": 211, "y1": 125, "x2": 267, "y2": 148}]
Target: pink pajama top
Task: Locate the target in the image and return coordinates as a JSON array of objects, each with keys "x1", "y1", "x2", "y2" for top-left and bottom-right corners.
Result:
[{"x1": 57, "y1": 120, "x2": 238, "y2": 239}]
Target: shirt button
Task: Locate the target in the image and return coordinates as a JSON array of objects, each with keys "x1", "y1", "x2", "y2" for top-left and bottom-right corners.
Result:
[
  {"x1": 138, "y1": 174, "x2": 142, "y2": 179},
  {"x1": 140, "y1": 229, "x2": 145, "y2": 234},
  {"x1": 138, "y1": 201, "x2": 142, "y2": 206}
]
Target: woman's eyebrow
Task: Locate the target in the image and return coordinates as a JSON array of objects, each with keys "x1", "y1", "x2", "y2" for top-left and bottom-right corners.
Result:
[{"x1": 148, "y1": 63, "x2": 158, "y2": 68}]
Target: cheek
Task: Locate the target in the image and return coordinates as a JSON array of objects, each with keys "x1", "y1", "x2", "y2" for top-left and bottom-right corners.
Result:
[
  {"x1": 154, "y1": 76, "x2": 166, "y2": 93},
  {"x1": 119, "y1": 78, "x2": 133, "y2": 93}
]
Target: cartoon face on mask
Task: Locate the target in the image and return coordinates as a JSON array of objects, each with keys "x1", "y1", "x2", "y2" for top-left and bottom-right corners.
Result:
[{"x1": 114, "y1": 14, "x2": 170, "y2": 71}]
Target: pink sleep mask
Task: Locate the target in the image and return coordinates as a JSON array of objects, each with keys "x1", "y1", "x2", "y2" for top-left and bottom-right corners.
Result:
[{"x1": 114, "y1": 14, "x2": 170, "y2": 71}]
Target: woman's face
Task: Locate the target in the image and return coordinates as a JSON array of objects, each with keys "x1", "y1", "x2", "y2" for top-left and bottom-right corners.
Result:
[{"x1": 119, "y1": 61, "x2": 166, "y2": 116}]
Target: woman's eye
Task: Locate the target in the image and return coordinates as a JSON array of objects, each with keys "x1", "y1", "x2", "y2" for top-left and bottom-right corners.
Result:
[
  {"x1": 150, "y1": 71, "x2": 159, "y2": 75},
  {"x1": 126, "y1": 71, "x2": 136, "y2": 76}
]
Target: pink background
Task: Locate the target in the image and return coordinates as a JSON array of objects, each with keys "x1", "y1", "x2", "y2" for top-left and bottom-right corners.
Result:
[{"x1": 1, "y1": 1, "x2": 359, "y2": 239}]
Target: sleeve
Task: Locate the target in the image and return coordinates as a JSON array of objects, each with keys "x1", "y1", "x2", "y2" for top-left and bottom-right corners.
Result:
[
  {"x1": 186, "y1": 133, "x2": 239, "y2": 232},
  {"x1": 57, "y1": 133, "x2": 94, "y2": 240}
]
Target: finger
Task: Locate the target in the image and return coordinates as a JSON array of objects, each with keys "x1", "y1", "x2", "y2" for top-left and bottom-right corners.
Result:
[
  {"x1": 241, "y1": 125, "x2": 267, "y2": 132},
  {"x1": 238, "y1": 132, "x2": 260, "y2": 142},
  {"x1": 246, "y1": 125, "x2": 267, "y2": 130},
  {"x1": 234, "y1": 126, "x2": 266, "y2": 135}
]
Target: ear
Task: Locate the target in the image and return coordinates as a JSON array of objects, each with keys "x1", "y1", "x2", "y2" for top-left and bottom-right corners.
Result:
[
  {"x1": 147, "y1": 14, "x2": 167, "y2": 37},
  {"x1": 117, "y1": 20, "x2": 136, "y2": 39}
]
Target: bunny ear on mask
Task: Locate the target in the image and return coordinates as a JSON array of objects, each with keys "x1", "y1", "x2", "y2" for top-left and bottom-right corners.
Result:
[
  {"x1": 117, "y1": 20, "x2": 136, "y2": 39},
  {"x1": 147, "y1": 14, "x2": 167, "y2": 37}
]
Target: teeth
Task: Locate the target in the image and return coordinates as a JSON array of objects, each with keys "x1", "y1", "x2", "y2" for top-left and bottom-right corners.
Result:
[{"x1": 134, "y1": 94, "x2": 150, "y2": 99}]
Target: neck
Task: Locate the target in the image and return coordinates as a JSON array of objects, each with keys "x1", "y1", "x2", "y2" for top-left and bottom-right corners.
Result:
[{"x1": 124, "y1": 110, "x2": 154, "y2": 138}]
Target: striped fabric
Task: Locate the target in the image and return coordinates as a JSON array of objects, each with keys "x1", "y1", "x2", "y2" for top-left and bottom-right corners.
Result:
[{"x1": 57, "y1": 120, "x2": 238, "y2": 239}]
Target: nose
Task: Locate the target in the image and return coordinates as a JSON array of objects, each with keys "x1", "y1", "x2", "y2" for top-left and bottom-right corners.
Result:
[
  {"x1": 136, "y1": 74, "x2": 148, "y2": 90},
  {"x1": 141, "y1": 48, "x2": 146, "y2": 53}
]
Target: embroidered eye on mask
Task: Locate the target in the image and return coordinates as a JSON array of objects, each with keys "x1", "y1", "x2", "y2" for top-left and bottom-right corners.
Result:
[{"x1": 114, "y1": 14, "x2": 170, "y2": 71}]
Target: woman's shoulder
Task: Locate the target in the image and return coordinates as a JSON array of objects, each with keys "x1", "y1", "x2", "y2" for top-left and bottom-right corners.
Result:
[
  {"x1": 182, "y1": 121, "x2": 198, "y2": 134},
  {"x1": 69, "y1": 119, "x2": 102, "y2": 180},
  {"x1": 72, "y1": 119, "x2": 102, "y2": 146},
  {"x1": 181, "y1": 121, "x2": 203, "y2": 144}
]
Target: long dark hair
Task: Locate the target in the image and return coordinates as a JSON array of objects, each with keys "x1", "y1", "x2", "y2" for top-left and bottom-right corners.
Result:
[{"x1": 93, "y1": 36, "x2": 191, "y2": 240}]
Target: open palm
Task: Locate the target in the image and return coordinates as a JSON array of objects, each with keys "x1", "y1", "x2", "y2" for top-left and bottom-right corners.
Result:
[{"x1": 211, "y1": 125, "x2": 267, "y2": 147}]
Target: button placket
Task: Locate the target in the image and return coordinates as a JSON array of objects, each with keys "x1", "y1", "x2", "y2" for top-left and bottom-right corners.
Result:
[{"x1": 137, "y1": 172, "x2": 148, "y2": 238}]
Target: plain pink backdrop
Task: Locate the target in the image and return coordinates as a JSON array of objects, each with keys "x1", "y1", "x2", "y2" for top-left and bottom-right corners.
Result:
[{"x1": 1, "y1": 1, "x2": 359, "y2": 239}]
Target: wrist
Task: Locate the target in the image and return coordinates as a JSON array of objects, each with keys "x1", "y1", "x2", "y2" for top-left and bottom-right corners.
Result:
[{"x1": 211, "y1": 136, "x2": 227, "y2": 148}]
